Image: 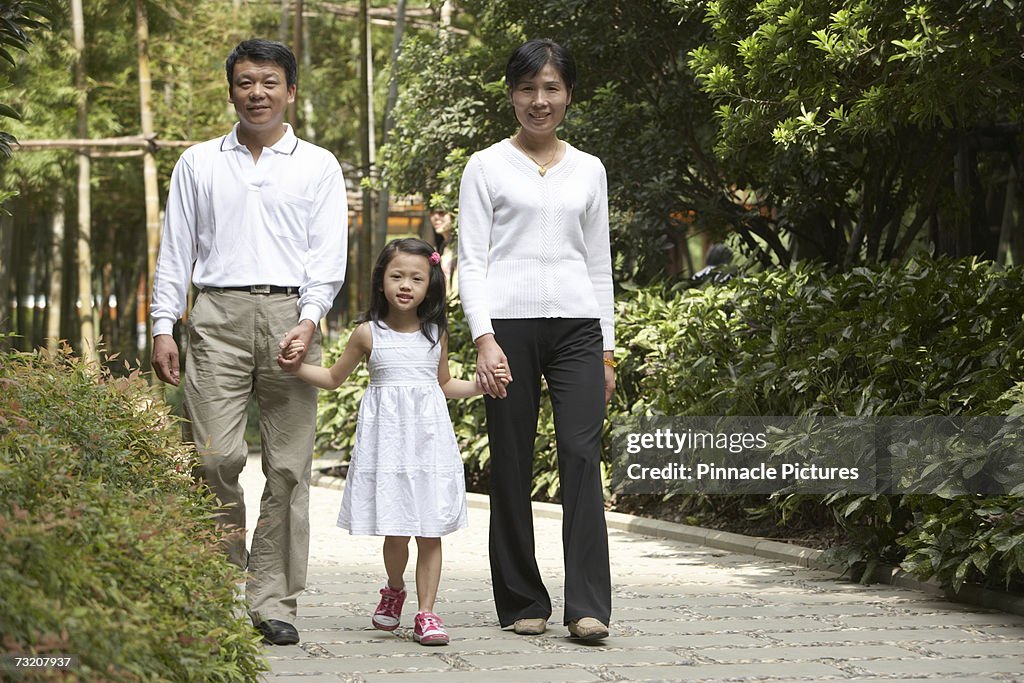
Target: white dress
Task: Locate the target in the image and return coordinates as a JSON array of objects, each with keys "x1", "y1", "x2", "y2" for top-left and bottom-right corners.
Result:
[{"x1": 337, "y1": 322, "x2": 469, "y2": 537}]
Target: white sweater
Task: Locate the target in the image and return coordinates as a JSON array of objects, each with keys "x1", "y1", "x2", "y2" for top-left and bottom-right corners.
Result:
[{"x1": 457, "y1": 139, "x2": 614, "y2": 350}]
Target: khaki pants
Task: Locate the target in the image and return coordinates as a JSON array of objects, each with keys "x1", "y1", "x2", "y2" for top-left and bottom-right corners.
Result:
[{"x1": 183, "y1": 289, "x2": 321, "y2": 624}]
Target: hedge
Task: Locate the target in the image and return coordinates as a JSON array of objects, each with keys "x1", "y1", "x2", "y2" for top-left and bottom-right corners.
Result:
[{"x1": 0, "y1": 344, "x2": 266, "y2": 682}]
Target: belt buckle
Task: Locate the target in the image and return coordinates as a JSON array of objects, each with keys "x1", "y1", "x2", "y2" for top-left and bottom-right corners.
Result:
[{"x1": 250, "y1": 284, "x2": 272, "y2": 294}]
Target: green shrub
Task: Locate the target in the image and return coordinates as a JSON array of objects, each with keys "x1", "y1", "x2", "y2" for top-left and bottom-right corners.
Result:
[
  {"x1": 615, "y1": 256, "x2": 1024, "y2": 590},
  {"x1": 0, "y1": 345, "x2": 267, "y2": 682}
]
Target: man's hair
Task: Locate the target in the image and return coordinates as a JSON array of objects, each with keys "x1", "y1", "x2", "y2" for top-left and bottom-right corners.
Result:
[{"x1": 225, "y1": 39, "x2": 298, "y2": 88}]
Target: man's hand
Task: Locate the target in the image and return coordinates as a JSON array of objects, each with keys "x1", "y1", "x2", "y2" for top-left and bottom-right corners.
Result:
[
  {"x1": 152, "y1": 334, "x2": 181, "y2": 385},
  {"x1": 475, "y1": 334, "x2": 511, "y2": 399},
  {"x1": 277, "y1": 320, "x2": 316, "y2": 372}
]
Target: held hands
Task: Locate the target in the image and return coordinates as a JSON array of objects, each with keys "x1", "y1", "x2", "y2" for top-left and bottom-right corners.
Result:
[
  {"x1": 277, "y1": 339, "x2": 306, "y2": 372},
  {"x1": 277, "y1": 320, "x2": 315, "y2": 372},
  {"x1": 475, "y1": 334, "x2": 512, "y2": 399}
]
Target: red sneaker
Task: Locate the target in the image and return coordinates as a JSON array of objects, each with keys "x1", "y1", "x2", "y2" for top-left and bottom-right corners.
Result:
[
  {"x1": 371, "y1": 585, "x2": 406, "y2": 631},
  {"x1": 413, "y1": 611, "x2": 449, "y2": 645}
]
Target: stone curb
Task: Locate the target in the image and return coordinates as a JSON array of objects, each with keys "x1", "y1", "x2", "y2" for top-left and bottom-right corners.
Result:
[{"x1": 310, "y1": 464, "x2": 1024, "y2": 618}]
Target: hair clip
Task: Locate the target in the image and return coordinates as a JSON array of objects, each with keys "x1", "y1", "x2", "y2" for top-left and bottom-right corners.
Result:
[{"x1": 429, "y1": 251, "x2": 441, "y2": 265}]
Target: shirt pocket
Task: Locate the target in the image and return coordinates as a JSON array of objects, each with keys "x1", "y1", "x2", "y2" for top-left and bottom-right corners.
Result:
[{"x1": 264, "y1": 188, "x2": 313, "y2": 244}]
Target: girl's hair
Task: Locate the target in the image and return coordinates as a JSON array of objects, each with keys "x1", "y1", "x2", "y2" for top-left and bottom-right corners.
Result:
[
  {"x1": 505, "y1": 39, "x2": 577, "y2": 93},
  {"x1": 362, "y1": 238, "x2": 447, "y2": 345}
]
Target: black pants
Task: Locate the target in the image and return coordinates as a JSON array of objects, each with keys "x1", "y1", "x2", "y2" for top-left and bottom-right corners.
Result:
[{"x1": 485, "y1": 318, "x2": 612, "y2": 626}]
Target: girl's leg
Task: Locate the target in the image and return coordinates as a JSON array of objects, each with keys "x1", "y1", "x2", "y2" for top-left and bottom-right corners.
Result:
[
  {"x1": 413, "y1": 536, "x2": 442, "y2": 613},
  {"x1": 373, "y1": 536, "x2": 411, "y2": 631},
  {"x1": 383, "y1": 535, "x2": 411, "y2": 589},
  {"x1": 412, "y1": 537, "x2": 449, "y2": 645}
]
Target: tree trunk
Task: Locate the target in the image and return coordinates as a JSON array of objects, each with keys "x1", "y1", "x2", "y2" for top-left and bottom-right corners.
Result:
[
  {"x1": 288, "y1": 0, "x2": 303, "y2": 129},
  {"x1": 358, "y1": 0, "x2": 375, "y2": 313},
  {"x1": 136, "y1": 0, "x2": 159, "y2": 370},
  {"x1": 375, "y1": 0, "x2": 407, "y2": 252},
  {"x1": 72, "y1": 0, "x2": 96, "y2": 362},
  {"x1": 47, "y1": 190, "x2": 65, "y2": 351},
  {"x1": 13, "y1": 221, "x2": 29, "y2": 351},
  {"x1": 997, "y1": 164, "x2": 1018, "y2": 266},
  {"x1": 0, "y1": 212, "x2": 12, "y2": 342}
]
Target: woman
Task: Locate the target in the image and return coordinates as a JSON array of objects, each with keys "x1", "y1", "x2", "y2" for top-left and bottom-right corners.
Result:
[{"x1": 457, "y1": 38, "x2": 615, "y2": 641}]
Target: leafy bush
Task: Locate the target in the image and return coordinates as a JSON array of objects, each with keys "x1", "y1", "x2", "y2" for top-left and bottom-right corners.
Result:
[
  {"x1": 614, "y1": 256, "x2": 1024, "y2": 590},
  {"x1": 0, "y1": 345, "x2": 267, "y2": 681}
]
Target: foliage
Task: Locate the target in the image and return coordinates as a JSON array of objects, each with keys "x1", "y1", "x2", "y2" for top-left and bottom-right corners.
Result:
[
  {"x1": 0, "y1": 0, "x2": 54, "y2": 162},
  {"x1": 684, "y1": 0, "x2": 1024, "y2": 264},
  {"x1": 0, "y1": 344, "x2": 267, "y2": 681},
  {"x1": 613, "y1": 256, "x2": 1024, "y2": 590},
  {"x1": 382, "y1": 0, "x2": 742, "y2": 283}
]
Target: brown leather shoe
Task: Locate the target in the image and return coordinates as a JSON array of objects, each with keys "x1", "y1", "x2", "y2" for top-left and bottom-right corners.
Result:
[
  {"x1": 513, "y1": 617, "x2": 547, "y2": 635},
  {"x1": 567, "y1": 617, "x2": 609, "y2": 640}
]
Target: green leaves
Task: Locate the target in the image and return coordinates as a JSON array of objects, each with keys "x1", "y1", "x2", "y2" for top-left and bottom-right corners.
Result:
[{"x1": 1, "y1": 345, "x2": 267, "y2": 679}]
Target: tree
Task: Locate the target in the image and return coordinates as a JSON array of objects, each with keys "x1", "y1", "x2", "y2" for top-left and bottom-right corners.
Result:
[
  {"x1": 685, "y1": 0, "x2": 1024, "y2": 266},
  {"x1": 381, "y1": 0, "x2": 779, "y2": 282},
  {"x1": 0, "y1": 0, "x2": 54, "y2": 345}
]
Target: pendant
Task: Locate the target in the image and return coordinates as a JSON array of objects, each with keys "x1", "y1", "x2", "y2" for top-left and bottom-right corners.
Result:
[{"x1": 538, "y1": 166, "x2": 547, "y2": 177}]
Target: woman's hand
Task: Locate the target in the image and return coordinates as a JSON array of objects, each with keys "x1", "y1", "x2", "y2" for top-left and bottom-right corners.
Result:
[
  {"x1": 475, "y1": 334, "x2": 512, "y2": 399},
  {"x1": 603, "y1": 352, "x2": 615, "y2": 404}
]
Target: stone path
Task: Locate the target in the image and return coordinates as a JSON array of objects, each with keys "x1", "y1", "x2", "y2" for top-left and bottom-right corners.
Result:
[{"x1": 241, "y1": 455, "x2": 1024, "y2": 682}]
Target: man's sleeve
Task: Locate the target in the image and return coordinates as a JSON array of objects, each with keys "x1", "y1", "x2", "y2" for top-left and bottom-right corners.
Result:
[
  {"x1": 151, "y1": 154, "x2": 198, "y2": 336},
  {"x1": 298, "y1": 158, "x2": 348, "y2": 323}
]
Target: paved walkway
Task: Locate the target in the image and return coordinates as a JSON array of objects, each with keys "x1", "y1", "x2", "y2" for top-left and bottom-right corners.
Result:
[{"x1": 242, "y1": 455, "x2": 1024, "y2": 682}]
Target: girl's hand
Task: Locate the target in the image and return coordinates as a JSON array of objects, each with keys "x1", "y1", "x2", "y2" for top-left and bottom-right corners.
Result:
[
  {"x1": 277, "y1": 339, "x2": 306, "y2": 370},
  {"x1": 494, "y1": 362, "x2": 510, "y2": 386},
  {"x1": 475, "y1": 334, "x2": 511, "y2": 399}
]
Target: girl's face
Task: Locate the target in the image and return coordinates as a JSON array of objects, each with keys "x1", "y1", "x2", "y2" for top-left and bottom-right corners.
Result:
[
  {"x1": 381, "y1": 251, "x2": 431, "y2": 313},
  {"x1": 510, "y1": 62, "x2": 572, "y2": 138}
]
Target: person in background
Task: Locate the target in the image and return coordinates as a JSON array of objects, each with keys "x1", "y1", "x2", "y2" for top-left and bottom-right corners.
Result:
[
  {"x1": 150, "y1": 38, "x2": 348, "y2": 647},
  {"x1": 429, "y1": 207, "x2": 457, "y2": 289}
]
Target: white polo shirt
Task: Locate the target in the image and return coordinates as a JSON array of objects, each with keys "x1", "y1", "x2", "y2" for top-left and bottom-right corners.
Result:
[{"x1": 151, "y1": 123, "x2": 348, "y2": 336}]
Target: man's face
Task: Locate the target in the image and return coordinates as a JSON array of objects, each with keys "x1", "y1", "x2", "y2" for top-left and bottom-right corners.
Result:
[{"x1": 228, "y1": 58, "x2": 295, "y2": 136}]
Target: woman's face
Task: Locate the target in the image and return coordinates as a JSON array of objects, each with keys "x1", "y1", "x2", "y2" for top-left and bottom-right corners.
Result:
[{"x1": 510, "y1": 62, "x2": 572, "y2": 138}]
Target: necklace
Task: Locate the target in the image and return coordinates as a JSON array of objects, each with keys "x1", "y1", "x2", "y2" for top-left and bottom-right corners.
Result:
[{"x1": 512, "y1": 135, "x2": 560, "y2": 176}]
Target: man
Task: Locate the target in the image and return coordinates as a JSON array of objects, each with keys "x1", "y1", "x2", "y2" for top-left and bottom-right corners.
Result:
[{"x1": 151, "y1": 39, "x2": 347, "y2": 646}]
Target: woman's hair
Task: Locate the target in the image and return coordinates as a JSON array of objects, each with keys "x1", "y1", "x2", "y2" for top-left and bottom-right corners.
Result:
[
  {"x1": 505, "y1": 39, "x2": 577, "y2": 93},
  {"x1": 362, "y1": 238, "x2": 447, "y2": 345}
]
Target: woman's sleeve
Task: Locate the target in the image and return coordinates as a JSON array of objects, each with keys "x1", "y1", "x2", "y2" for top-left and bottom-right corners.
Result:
[
  {"x1": 584, "y1": 161, "x2": 615, "y2": 350},
  {"x1": 457, "y1": 154, "x2": 495, "y2": 341}
]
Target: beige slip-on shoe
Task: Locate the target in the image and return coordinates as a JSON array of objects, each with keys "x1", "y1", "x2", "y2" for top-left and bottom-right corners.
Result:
[
  {"x1": 567, "y1": 617, "x2": 609, "y2": 640},
  {"x1": 513, "y1": 618, "x2": 547, "y2": 635}
]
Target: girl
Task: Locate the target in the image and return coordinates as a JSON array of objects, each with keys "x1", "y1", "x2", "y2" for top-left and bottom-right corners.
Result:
[
  {"x1": 458, "y1": 39, "x2": 614, "y2": 641},
  {"x1": 279, "y1": 238, "x2": 507, "y2": 646}
]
